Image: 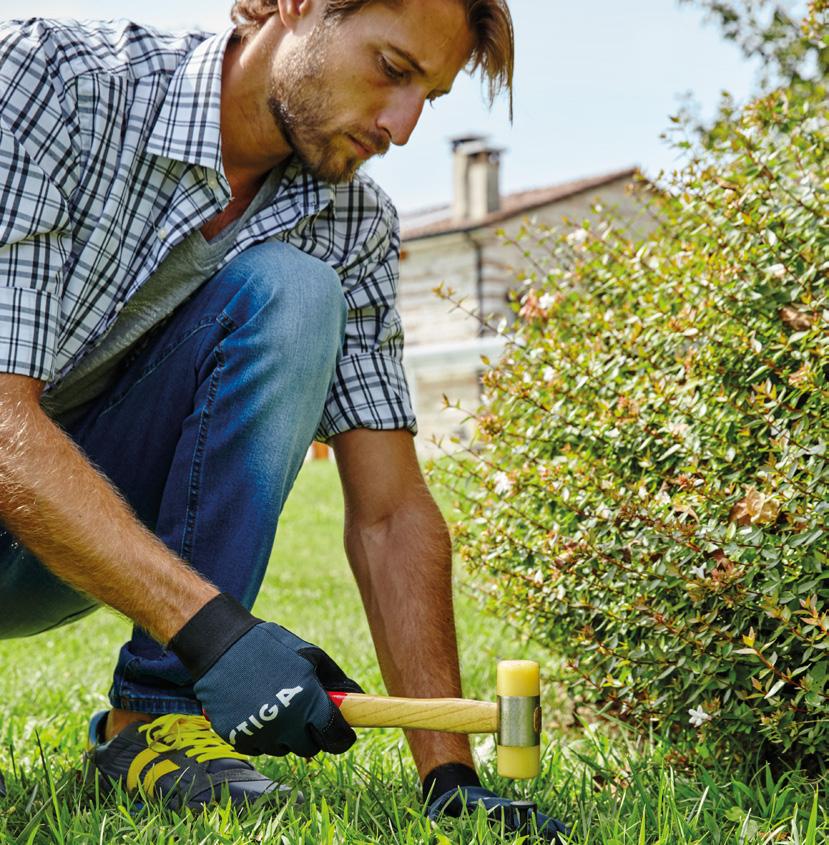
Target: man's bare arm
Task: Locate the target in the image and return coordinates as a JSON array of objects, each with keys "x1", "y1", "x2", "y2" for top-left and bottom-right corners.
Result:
[
  {"x1": 332, "y1": 427, "x2": 474, "y2": 778},
  {"x1": 0, "y1": 373, "x2": 217, "y2": 642}
]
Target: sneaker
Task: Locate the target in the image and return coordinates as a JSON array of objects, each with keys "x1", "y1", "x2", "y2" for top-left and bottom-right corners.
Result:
[{"x1": 85, "y1": 711, "x2": 298, "y2": 811}]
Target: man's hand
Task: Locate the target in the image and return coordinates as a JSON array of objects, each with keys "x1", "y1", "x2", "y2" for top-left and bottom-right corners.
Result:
[
  {"x1": 427, "y1": 786, "x2": 571, "y2": 843},
  {"x1": 169, "y1": 593, "x2": 362, "y2": 757}
]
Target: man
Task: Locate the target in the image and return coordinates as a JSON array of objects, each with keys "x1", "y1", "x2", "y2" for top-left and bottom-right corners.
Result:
[{"x1": 0, "y1": 0, "x2": 567, "y2": 838}]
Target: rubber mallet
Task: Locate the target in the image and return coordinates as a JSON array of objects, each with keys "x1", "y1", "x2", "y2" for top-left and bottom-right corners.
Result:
[{"x1": 328, "y1": 659, "x2": 542, "y2": 779}]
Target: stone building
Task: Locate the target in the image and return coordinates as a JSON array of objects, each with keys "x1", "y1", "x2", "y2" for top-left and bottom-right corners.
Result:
[{"x1": 399, "y1": 136, "x2": 638, "y2": 452}]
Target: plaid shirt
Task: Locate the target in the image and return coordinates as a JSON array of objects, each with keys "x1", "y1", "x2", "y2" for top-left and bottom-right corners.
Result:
[{"x1": 0, "y1": 17, "x2": 416, "y2": 439}]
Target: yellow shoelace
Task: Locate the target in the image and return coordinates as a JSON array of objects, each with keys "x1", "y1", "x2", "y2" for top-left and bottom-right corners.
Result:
[{"x1": 138, "y1": 714, "x2": 248, "y2": 763}]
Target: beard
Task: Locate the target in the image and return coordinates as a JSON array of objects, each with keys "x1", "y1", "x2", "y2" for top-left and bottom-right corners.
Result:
[{"x1": 267, "y1": 23, "x2": 385, "y2": 184}]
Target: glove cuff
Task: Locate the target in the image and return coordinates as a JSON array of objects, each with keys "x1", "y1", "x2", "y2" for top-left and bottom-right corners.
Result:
[
  {"x1": 168, "y1": 592, "x2": 261, "y2": 679},
  {"x1": 422, "y1": 762, "x2": 481, "y2": 804}
]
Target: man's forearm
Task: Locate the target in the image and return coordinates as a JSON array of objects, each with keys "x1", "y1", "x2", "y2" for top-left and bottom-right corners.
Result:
[
  {"x1": 344, "y1": 483, "x2": 474, "y2": 778},
  {"x1": 0, "y1": 382, "x2": 216, "y2": 643}
]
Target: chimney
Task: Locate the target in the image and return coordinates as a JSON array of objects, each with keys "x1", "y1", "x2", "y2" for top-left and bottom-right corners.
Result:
[{"x1": 451, "y1": 135, "x2": 503, "y2": 223}]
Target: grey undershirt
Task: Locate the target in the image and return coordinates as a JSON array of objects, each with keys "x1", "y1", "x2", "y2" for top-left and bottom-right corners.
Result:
[{"x1": 42, "y1": 166, "x2": 284, "y2": 420}]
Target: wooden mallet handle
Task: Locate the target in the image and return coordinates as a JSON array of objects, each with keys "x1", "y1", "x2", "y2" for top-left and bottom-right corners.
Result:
[
  {"x1": 329, "y1": 692, "x2": 497, "y2": 734},
  {"x1": 328, "y1": 661, "x2": 541, "y2": 780}
]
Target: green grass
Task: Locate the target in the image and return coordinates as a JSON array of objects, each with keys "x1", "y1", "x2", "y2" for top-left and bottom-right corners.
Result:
[{"x1": 0, "y1": 461, "x2": 825, "y2": 843}]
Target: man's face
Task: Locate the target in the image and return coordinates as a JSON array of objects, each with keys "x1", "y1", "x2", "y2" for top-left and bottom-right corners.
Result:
[{"x1": 268, "y1": 0, "x2": 474, "y2": 183}]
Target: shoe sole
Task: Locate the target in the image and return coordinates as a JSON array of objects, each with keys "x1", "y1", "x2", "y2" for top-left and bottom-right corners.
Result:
[{"x1": 81, "y1": 751, "x2": 303, "y2": 812}]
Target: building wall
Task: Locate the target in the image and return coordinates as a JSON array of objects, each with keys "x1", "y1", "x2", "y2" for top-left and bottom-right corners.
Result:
[
  {"x1": 398, "y1": 233, "x2": 481, "y2": 346},
  {"x1": 398, "y1": 178, "x2": 639, "y2": 453},
  {"x1": 410, "y1": 365, "x2": 483, "y2": 454}
]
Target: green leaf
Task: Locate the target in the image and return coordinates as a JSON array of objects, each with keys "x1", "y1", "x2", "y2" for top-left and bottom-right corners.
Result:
[
  {"x1": 789, "y1": 528, "x2": 824, "y2": 548},
  {"x1": 805, "y1": 786, "x2": 820, "y2": 845},
  {"x1": 765, "y1": 679, "x2": 786, "y2": 699}
]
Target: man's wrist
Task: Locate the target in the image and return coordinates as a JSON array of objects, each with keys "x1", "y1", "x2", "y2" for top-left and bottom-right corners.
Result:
[
  {"x1": 168, "y1": 592, "x2": 261, "y2": 679},
  {"x1": 422, "y1": 762, "x2": 481, "y2": 803}
]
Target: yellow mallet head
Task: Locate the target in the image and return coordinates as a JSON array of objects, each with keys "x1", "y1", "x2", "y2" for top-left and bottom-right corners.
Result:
[{"x1": 496, "y1": 660, "x2": 541, "y2": 779}]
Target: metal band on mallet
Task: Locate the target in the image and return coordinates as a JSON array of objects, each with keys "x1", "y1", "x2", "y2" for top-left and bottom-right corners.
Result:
[
  {"x1": 496, "y1": 660, "x2": 541, "y2": 779},
  {"x1": 497, "y1": 695, "x2": 541, "y2": 747}
]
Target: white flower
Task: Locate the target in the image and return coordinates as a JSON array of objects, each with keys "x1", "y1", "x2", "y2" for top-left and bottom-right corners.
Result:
[
  {"x1": 542, "y1": 366, "x2": 555, "y2": 382},
  {"x1": 690, "y1": 564, "x2": 707, "y2": 579},
  {"x1": 688, "y1": 706, "x2": 712, "y2": 728},
  {"x1": 493, "y1": 472, "x2": 514, "y2": 496},
  {"x1": 538, "y1": 293, "x2": 556, "y2": 310},
  {"x1": 768, "y1": 263, "x2": 787, "y2": 279},
  {"x1": 567, "y1": 229, "x2": 588, "y2": 246}
]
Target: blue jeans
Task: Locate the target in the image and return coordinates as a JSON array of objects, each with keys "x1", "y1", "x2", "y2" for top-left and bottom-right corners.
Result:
[{"x1": 0, "y1": 242, "x2": 346, "y2": 714}]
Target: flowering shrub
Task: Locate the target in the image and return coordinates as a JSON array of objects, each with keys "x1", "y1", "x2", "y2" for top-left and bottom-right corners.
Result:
[{"x1": 433, "y1": 77, "x2": 828, "y2": 770}]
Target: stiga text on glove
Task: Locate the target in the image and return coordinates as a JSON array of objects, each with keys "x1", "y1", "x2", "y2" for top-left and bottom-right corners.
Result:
[{"x1": 229, "y1": 686, "x2": 304, "y2": 745}]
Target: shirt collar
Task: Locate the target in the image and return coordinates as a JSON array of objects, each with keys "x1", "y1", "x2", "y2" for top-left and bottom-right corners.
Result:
[
  {"x1": 146, "y1": 28, "x2": 234, "y2": 174},
  {"x1": 147, "y1": 27, "x2": 336, "y2": 222}
]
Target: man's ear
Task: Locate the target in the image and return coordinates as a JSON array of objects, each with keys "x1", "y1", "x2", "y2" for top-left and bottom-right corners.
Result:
[{"x1": 277, "y1": 0, "x2": 317, "y2": 28}]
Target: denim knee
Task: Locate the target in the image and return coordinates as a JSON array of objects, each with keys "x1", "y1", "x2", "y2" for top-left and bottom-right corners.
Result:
[{"x1": 218, "y1": 241, "x2": 347, "y2": 374}]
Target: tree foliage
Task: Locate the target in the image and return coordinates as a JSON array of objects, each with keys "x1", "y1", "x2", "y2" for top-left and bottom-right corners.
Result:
[
  {"x1": 680, "y1": 0, "x2": 828, "y2": 89},
  {"x1": 433, "y1": 52, "x2": 828, "y2": 771}
]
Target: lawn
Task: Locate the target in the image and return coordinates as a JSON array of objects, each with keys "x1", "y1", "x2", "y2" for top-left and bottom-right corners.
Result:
[{"x1": 0, "y1": 460, "x2": 824, "y2": 843}]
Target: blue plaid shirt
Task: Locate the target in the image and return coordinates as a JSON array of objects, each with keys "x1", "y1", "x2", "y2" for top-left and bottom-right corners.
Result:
[{"x1": 0, "y1": 17, "x2": 416, "y2": 439}]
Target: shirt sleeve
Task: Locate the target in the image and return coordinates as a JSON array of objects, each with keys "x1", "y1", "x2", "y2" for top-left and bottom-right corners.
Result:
[
  {"x1": 0, "y1": 22, "x2": 76, "y2": 381},
  {"x1": 0, "y1": 122, "x2": 71, "y2": 381},
  {"x1": 316, "y1": 208, "x2": 418, "y2": 441}
]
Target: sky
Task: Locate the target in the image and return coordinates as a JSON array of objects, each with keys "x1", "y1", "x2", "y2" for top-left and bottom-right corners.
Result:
[{"x1": 1, "y1": 0, "x2": 764, "y2": 213}]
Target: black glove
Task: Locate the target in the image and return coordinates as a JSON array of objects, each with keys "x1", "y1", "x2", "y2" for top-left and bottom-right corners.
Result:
[
  {"x1": 424, "y1": 764, "x2": 570, "y2": 843},
  {"x1": 168, "y1": 593, "x2": 362, "y2": 757}
]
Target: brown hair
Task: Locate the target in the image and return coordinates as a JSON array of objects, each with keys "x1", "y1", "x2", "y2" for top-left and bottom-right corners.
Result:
[{"x1": 230, "y1": 0, "x2": 515, "y2": 117}]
